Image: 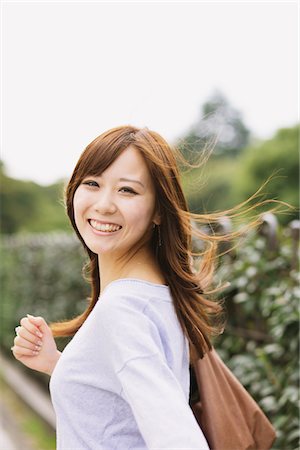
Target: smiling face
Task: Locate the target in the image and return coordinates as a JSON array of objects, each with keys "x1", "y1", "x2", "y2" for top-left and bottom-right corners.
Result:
[{"x1": 73, "y1": 146, "x2": 160, "y2": 257}]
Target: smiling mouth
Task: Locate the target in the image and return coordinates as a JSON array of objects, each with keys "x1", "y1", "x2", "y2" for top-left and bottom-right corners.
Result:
[{"x1": 89, "y1": 220, "x2": 122, "y2": 233}]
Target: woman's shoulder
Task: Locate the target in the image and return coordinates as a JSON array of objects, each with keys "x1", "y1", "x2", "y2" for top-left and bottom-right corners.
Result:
[
  {"x1": 91, "y1": 279, "x2": 172, "y2": 339},
  {"x1": 90, "y1": 279, "x2": 181, "y2": 362}
]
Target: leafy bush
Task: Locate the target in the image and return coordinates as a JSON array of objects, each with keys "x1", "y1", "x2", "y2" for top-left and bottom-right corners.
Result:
[
  {"x1": 0, "y1": 232, "x2": 89, "y2": 361},
  {"x1": 214, "y1": 232, "x2": 299, "y2": 450}
]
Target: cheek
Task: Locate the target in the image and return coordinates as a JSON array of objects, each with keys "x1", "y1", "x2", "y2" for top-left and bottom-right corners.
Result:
[
  {"x1": 73, "y1": 191, "x2": 86, "y2": 227},
  {"x1": 128, "y1": 201, "x2": 155, "y2": 230}
]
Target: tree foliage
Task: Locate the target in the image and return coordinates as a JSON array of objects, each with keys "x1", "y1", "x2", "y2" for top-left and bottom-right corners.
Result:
[
  {"x1": 229, "y1": 125, "x2": 299, "y2": 213},
  {"x1": 0, "y1": 164, "x2": 70, "y2": 234},
  {"x1": 177, "y1": 90, "x2": 250, "y2": 161},
  {"x1": 182, "y1": 125, "x2": 299, "y2": 225}
]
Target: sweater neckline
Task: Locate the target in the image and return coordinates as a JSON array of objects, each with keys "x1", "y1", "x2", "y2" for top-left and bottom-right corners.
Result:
[{"x1": 101, "y1": 278, "x2": 170, "y2": 296}]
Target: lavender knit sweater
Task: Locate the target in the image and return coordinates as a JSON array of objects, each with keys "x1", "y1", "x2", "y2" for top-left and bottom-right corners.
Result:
[{"x1": 49, "y1": 278, "x2": 209, "y2": 450}]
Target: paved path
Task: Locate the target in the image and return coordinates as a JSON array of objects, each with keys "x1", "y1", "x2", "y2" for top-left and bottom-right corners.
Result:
[
  {"x1": 0, "y1": 399, "x2": 25, "y2": 450},
  {"x1": 0, "y1": 400, "x2": 19, "y2": 450},
  {"x1": 0, "y1": 424, "x2": 16, "y2": 450},
  {"x1": 0, "y1": 428, "x2": 16, "y2": 450},
  {"x1": 0, "y1": 352, "x2": 55, "y2": 429},
  {"x1": 0, "y1": 351, "x2": 55, "y2": 450}
]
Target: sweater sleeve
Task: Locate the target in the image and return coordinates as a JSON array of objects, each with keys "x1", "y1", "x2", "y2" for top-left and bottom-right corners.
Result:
[{"x1": 117, "y1": 352, "x2": 210, "y2": 450}]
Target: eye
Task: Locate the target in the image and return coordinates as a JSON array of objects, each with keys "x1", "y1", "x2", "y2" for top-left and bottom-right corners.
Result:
[
  {"x1": 119, "y1": 187, "x2": 137, "y2": 195},
  {"x1": 82, "y1": 180, "x2": 99, "y2": 187}
]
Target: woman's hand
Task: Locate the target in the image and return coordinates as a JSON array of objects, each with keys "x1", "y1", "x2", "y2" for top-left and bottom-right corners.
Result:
[{"x1": 11, "y1": 314, "x2": 61, "y2": 376}]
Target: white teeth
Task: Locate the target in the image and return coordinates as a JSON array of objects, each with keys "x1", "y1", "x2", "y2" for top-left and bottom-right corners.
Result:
[{"x1": 90, "y1": 220, "x2": 121, "y2": 232}]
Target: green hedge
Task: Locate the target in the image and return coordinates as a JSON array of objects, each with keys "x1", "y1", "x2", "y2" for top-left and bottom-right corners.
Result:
[
  {"x1": 0, "y1": 233, "x2": 89, "y2": 361},
  {"x1": 1, "y1": 230, "x2": 299, "y2": 449},
  {"x1": 214, "y1": 232, "x2": 299, "y2": 450}
]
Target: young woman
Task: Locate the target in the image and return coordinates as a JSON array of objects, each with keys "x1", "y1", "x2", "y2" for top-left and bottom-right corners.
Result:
[{"x1": 11, "y1": 125, "x2": 280, "y2": 449}]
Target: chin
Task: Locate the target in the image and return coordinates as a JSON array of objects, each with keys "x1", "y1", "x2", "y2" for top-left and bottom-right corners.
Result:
[{"x1": 86, "y1": 245, "x2": 112, "y2": 255}]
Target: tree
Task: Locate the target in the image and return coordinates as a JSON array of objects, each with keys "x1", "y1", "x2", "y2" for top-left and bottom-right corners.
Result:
[
  {"x1": 0, "y1": 163, "x2": 69, "y2": 234},
  {"x1": 181, "y1": 125, "x2": 298, "y2": 225},
  {"x1": 177, "y1": 90, "x2": 251, "y2": 161},
  {"x1": 229, "y1": 125, "x2": 299, "y2": 223}
]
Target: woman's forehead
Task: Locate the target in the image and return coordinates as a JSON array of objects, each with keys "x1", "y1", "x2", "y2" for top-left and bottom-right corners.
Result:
[
  {"x1": 80, "y1": 146, "x2": 156, "y2": 191},
  {"x1": 96, "y1": 147, "x2": 151, "y2": 180}
]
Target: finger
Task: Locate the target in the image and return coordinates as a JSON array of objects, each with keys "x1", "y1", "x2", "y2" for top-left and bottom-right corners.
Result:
[
  {"x1": 19, "y1": 317, "x2": 43, "y2": 338},
  {"x1": 16, "y1": 323, "x2": 43, "y2": 346},
  {"x1": 25, "y1": 316, "x2": 49, "y2": 335},
  {"x1": 14, "y1": 334, "x2": 43, "y2": 351},
  {"x1": 11, "y1": 345, "x2": 40, "y2": 357},
  {"x1": 14, "y1": 332, "x2": 43, "y2": 349}
]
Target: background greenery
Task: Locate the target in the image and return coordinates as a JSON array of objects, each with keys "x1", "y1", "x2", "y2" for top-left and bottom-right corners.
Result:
[
  {"x1": 180, "y1": 125, "x2": 298, "y2": 224},
  {"x1": 214, "y1": 230, "x2": 299, "y2": 449}
]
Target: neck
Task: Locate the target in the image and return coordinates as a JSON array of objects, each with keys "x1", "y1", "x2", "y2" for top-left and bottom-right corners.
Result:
[{"x1": 98, "y1": 246, "x2": 166, "y2": 293}]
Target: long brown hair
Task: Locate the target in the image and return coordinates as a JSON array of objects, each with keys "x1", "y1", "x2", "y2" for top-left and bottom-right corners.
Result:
[{"x1": 49, "y1": 125, "x2": 286, "y2": 363}]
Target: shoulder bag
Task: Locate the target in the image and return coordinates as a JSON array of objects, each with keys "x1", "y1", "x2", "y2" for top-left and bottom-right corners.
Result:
[{"x1": 189, "y1": 348, "x2": 276, "y2": 450}]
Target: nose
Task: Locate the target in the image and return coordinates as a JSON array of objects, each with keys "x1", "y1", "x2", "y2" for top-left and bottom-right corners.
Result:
[{"x1": 93, "y1": 190, "x2": 117, "y2": 215}]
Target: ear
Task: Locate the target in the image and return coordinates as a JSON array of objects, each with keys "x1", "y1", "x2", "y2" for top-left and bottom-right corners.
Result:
[
  {"x1": 152, "y1": 212, "x2": 161, "y2": 226},
  {"x1": 152, "y1": 203, "x2": 161, "y2": 226}
]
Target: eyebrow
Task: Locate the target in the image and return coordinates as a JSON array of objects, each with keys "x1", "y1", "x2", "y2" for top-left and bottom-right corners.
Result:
[{"x1": 119, "y1": 177, "x2": 145, "y2": 188}]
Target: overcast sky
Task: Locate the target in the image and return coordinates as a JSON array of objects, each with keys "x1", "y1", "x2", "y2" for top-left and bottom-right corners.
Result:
[{"x1": 2, "y1": 1, "x2": 298, "y2": 185}]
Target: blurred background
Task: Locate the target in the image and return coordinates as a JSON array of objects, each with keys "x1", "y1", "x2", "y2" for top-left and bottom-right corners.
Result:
[{"x1": 1, "y1": 1, "x2": 299, "y2": 450}]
